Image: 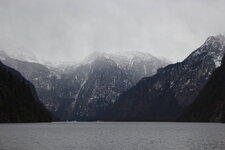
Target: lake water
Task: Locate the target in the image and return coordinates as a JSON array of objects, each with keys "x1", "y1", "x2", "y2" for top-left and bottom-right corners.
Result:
[{"x1": 0, "y1": 122, "x2": 225, "y2": 150}]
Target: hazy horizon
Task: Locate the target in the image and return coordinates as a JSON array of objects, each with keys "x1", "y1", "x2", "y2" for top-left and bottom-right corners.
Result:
[{"x1": 1, "y1": 0, "x2": 225, "y2": 63}]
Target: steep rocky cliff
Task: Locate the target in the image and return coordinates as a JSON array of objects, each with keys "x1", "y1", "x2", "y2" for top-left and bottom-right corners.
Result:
[{"x1": 106, "y1": 34, "x2": 225, "y2": 121}]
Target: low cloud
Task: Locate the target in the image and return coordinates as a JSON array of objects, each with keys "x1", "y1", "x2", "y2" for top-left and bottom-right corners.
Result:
[{"x1": 0, "y1": 0, "x2": 225, "y2": 62}]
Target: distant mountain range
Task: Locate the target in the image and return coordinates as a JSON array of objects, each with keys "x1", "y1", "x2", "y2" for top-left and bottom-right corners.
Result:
[
  {"x1": 1, "y1": 34, "x2": 225, "y2": 122},
  {"x1": 0, "y1": 51, "x2": 169, "y2": 121},
  {"x1": 105, "y1": 34, "x2": 225, "y2": 121},
  {"x1": 0, "y1": 61, "x2": 52, "y2": 123}
]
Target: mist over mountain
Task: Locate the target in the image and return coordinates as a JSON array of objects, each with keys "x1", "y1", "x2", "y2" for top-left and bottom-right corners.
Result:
[{"x1": 1, "y1": 0, "x2": 225, "y2": 63}]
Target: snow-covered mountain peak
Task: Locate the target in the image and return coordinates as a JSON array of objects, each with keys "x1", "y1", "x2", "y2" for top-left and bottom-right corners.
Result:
[
  {"x1": 203, "y1": 34, "x2": 225, "y2": 48},
  {"x1": 81, "y1": 51, "x2": 168, "y2": 69},
  {"x1": 186, "y1": 34, "x2": 225, "y2": 68},
  {"x1": 112, "y1": 51, "x2": 155, "y2": 60},
  {"x1": 81, "y1": 51, "x2": 105, "y2": 65},
  {"x1": 190, "y1": 34, "x2": 225, "y2": 57}
]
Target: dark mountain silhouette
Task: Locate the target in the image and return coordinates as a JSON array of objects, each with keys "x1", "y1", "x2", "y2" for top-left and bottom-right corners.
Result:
[
  {"x1": 178, "y1": 55, "x2": 225, "y2": 122},
  {"x1": 0, "y1": 62, "x2": 52, "y2": 123}
]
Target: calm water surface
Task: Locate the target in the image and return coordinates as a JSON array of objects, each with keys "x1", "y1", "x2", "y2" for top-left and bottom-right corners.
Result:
[{"x1": 0, "y1": 122, "x2": 225, "y2": 150}]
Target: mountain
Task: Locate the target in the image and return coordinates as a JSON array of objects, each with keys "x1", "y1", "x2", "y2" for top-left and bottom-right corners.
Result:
[
  {"x1": 0, "y1": 62, "x2": 52, "y2": 123},
  {"x1": 105, "y1": 34, "x2": 225, "y2": 121},
  {"x1": 178, "y1": 55, "x2": 225, "y2": 122},
  {"x1": 0, "y1": 51, "x2": 77, "y2": 119},
  {"x1": 68, "y1": 51, "x2": 169, "y2": 121},
  {"x1": 0, "y1": 51, "x2": 168, "y2": 121},
  {"x1": 0, "y1": 51, "x2": 60, "y2": 110}
]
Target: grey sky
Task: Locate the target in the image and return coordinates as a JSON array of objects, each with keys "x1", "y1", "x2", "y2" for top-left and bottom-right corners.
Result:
[{"x1": 0, "y1": 0, "x2": 225, "y2": 63}]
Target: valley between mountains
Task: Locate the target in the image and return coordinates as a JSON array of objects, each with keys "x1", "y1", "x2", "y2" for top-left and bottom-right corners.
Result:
[{"x1": 1, "y1": 34, "x2": 225, "y2": 122}]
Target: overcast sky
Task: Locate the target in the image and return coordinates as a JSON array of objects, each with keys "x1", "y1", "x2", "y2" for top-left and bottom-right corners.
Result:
[{"x1": 0, "y1": 0, "x2": 225, "y2": 63}]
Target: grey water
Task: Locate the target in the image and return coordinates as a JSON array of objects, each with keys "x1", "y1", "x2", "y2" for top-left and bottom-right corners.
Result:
[{"x1": 0, "y1": 122, "x2": 225, "y2": 150}]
